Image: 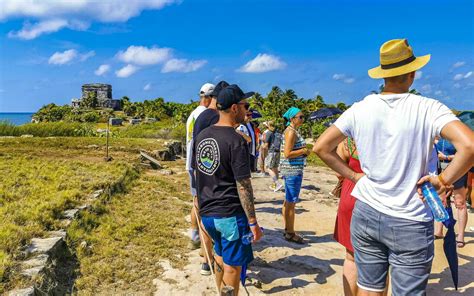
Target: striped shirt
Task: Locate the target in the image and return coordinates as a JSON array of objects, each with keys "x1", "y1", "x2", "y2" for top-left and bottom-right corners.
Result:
[{"x1": 280, "y1": 126, "x2": 306, "y2": 176}]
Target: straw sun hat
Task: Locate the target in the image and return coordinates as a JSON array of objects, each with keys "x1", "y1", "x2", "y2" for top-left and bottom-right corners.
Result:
[{"x1": 368, "y1": 39, "x2": 431, "y2": 79}]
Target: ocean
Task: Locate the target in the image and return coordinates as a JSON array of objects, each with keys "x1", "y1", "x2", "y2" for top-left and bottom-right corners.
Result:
[{"x1": 0, "y1": 113, "x2": 35, "y2": 125}]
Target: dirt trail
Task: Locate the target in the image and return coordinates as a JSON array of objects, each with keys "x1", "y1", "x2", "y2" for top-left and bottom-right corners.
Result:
[{"x1": 154, "y1": 166, "x2": 474, "y2": 295}]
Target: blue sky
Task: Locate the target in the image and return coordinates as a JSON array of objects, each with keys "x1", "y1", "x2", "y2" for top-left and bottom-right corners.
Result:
[{"x1": 0, "y1": 0, "x2": 473, "y2": 112}]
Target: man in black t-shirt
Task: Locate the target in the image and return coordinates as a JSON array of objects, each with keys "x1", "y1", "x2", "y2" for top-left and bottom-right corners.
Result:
[{"x1": 193, "y1": 84, "x2": 263, "y2": 294}]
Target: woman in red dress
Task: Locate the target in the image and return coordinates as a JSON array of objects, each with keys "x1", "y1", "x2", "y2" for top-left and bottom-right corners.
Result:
[{"x1": 334, "y1": 138, "x2": 361, "y2": 296}]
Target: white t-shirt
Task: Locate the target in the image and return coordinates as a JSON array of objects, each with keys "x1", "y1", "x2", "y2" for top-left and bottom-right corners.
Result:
[
  {"x1": 334, "y1": 93, "x2": 458, "y2": 222},
  {"x1": 185, "y1": 105, "x2": 206, "y2": 170},
  {"x1": 237, "y1": 123, "x2": 256, "y2": 156}
]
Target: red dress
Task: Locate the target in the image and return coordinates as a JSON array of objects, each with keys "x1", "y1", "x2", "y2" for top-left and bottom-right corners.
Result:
[{"x1": 333, "y1": 155, "x2": 362, "y2": 253}]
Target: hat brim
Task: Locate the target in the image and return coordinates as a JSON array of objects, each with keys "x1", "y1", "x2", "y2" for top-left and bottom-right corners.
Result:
[
  {"x1": 368, "y1": 54, "x2": 431, "y2": 79},
  {"x1": 242, "y1": 91, "x2": 255, "y2": 99}
]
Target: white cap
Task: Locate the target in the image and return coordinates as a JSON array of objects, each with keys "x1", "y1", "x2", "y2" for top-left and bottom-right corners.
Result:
[{"x1": 199, "y1": 83, "x2": 215, "y2": 96}]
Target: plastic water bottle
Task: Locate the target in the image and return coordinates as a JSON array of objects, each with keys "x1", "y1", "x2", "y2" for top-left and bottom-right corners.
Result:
[
  {"x1": 242, "y1": 227, "x2": 264, "y2": 245},
  {"x1": 421, "y1": 182, "x2": 449, "y2": 222}
]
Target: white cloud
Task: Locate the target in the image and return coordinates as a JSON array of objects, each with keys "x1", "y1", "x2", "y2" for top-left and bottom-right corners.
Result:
[
  {"x1": 1, "y1": 0, "x2": 176, "y2": 22},
  {"x1": 343, "y1": 78, "x2": 355, "y2": 84},
  {"x1": 238, "y1": 53, "x2": 286, "y2": 73},
  {"x1": 116, "y1": 45, "x2": 172, "y2": 66},
  {"x1": 48, "y1": 49, "x2": 78, "y2": 65},
  {"x1": 421, "y1": 84, "x2": 432, "y2": 94},
  {"x1": 94, "y1": 64, "x2": 110, "y2": 76},
  {"x1": 8, "y1": 19, "x2": 69, "y2": 40},
  {"x1": 333, "y1": 73, "x2": 355, "y2": 84},
  {"x1": 454, "y1": 71, "x2": 473, "y2": 81},
  {"x1": 48, "y1": 49, "x2": 94, "y2": 65},
  {"x1": 144, "y1": 83, "x2": 152, "y2": 91},
  {"x1": 332, "y1": 73, "x2": 346, "y2": 80},
  {"x1": 415, "y1": 71, "x2": 423, "y2": 80},
  {"x1": 452, "y1": 61, "x2": 466, "y2": 68},
  {"x1": 434, "y1": 90, "x2": 443, "y2": 96},
  {"x1": 453, "y1": 83, "x2": 461, "y2": 89},
  {"x1": 161, "y1": 58, "x2": 207, "y2": 73},
  {"x1": 115, "y1": 64, "x2": 139, "y2": 78},
  {"x1": 2, "y1": 0, "x2": 176, "y2": 39},
  {"x1": 80, "y1": 50, "x2": 95, "y2": 61}
]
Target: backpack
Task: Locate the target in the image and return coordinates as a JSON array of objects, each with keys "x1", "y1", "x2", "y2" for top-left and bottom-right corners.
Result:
[{"x1": 269, "y1": 131, "x2": 282, "y2": 152}]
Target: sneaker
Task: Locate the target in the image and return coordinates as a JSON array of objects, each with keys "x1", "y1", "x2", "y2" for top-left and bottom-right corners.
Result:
[
  {"x1": 469, "y1": 226, "x2": 474, "y2": 232},
  {"x1": 274, "y1": 183, "x2": 284, "y2": 192},
  {"x1": 254, "y1": 172, "x2": 266, "y2": 178},
  {"x1": 200, "y1": 263, "x2": 211, "y2": 276}
]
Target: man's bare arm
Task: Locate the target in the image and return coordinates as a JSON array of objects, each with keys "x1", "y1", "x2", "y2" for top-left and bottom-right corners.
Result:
[{"x1": 236, "y1": 177, "x2": 257, "y2": 223}]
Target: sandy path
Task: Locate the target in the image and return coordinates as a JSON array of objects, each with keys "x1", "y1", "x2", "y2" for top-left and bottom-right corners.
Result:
[{"x1": 154, "y1": 166, "x2": 474, "y2": 295}]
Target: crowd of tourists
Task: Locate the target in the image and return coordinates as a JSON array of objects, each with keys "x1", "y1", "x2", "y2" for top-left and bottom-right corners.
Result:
[{"x1": 184, "y1": 39, "x2": 474, "y2": 295}]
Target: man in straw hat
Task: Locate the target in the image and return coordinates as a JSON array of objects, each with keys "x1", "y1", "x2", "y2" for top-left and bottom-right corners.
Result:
[{"x1": 314, "y1": 39, "x2": 474, "y2": 295}]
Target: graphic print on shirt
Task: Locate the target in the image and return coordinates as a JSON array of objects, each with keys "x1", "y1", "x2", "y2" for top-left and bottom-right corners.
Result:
[{"x1": 196, "y1": 138, "x2": 220, "y2": 175}]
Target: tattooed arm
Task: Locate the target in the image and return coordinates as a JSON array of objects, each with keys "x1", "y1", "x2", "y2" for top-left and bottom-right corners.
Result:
[
  {"x1": 236, "y1": 177, "x2": 263, "y2": 242},
  {"x1": 236, "y1": 177, "x2": 256, "y2": 223}
]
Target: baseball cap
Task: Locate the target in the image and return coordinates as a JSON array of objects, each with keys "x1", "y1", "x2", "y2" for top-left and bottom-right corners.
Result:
[
  {"x1": 217, "y1": 84, "x2": 254, "y2": 110},
  {"x1": 199, "y1": 83, "x2": 215, "y2": 96},
  {"x1": 210, "y1": 80, "x2": 230, "y2": 97}
]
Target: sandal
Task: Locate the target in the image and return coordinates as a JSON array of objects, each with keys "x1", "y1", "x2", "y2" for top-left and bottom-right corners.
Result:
[
  {"x1": 284, "y1": 232, "x2": 304, "y2": 244},
  {"x1": 434, "y1": 235, "x2": 444, "y2": 240},
  {"x1": 456, "y1": 240, "x2": 466, "y2": 248}
]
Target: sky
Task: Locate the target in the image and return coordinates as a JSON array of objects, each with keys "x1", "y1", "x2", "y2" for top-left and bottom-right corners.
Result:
[{"x1": 0, "y1": 0, "x2": 473, "y2": 112}]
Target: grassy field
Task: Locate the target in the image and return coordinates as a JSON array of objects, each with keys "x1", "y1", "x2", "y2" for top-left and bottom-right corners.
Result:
[
  {"x1": 0, "y1": 120, "x2": 185, "y2": 141},
  {"x1": 0, "y1": 136, "x2": 190, "y2": 293}
]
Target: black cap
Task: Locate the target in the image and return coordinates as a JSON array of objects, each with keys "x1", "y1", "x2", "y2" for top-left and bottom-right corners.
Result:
[
  {"x1": 210, "y1": 80, "x2": 230, "y2": 97},
  {"x1": 217, "y1": 84, "x2": 254, "y2": 110}
]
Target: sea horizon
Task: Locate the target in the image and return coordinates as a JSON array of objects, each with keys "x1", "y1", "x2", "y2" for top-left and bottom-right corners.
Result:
[{"x1": 0, "y1": 112, "x2": 35, "y2": 125}]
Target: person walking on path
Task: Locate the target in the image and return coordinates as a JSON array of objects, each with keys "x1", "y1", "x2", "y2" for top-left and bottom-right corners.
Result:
[
  {"x1": 280, "y1": 107, "x2": 310, "y2": 244},
  {"x1": 264, "y1": 121, "x2": 284, "y2": 191},
  {"x1": 257, "y1": 122, "x2": 271, "y2": 176},
  {"x1": 193, "y1": 84, "x2": 263, "y2": 294},
  {"x1": 185, "y1": 82, "x2": 214, "y2": 263},
  {"x1": 435, "y1": 137, "x2": 469, "y2": 247},
  {"x1": 314, "y1": 39, "x2": 474, "y2": 295}
]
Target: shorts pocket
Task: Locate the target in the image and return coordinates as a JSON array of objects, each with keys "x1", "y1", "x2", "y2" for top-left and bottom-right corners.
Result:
[
  {"x1": 214, "y1": 216, "x2": 240, "y2": 242},
  {"x1": 392, "y1": 225, "x2": 430, "y2": 265}
]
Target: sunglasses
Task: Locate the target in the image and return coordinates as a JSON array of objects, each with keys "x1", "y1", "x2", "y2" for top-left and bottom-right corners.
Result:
[{"x1": 237, "y1": 102, "x2": 250, "y2": 110}]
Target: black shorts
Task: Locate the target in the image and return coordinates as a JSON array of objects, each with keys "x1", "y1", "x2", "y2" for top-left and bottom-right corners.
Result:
[{"x1": 454, "y1": 173, "x2": 468, "y2": 189}]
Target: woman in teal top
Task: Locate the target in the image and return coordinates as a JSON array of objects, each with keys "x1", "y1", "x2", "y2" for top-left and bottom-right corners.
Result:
[{"x1": 280, "y1": 107, "x2": 310, "y2": 244}]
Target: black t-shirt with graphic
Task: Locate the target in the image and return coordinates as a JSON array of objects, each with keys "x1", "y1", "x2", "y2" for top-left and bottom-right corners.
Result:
[
  {"x1": 192, "y1": 125, "x2": 251, "y2": 217},
  {"x1": 193, "y1": 109, "x2": 219, "y2": 140}
]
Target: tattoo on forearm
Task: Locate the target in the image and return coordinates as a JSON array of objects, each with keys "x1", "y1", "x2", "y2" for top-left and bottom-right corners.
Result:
[{"x1": 236, "y1": 178, "x2": 256, "y2": 220}]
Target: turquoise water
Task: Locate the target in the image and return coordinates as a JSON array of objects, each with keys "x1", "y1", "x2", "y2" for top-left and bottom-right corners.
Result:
[{"x1": 0, "y1": 113, "x2": 34, "y2": 125}]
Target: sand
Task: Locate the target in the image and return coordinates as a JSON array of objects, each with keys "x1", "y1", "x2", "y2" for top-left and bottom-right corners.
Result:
[{"x1": 154, "y1": 166, "x2": 474, "y2": 295}]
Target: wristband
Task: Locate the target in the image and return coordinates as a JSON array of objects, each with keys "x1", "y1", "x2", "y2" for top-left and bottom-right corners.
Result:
[
  {"x1": 438, "y1": 174, "x2": 449, "y2": 186},
  {"x1": 249, "y1": 222, "x2": 258, "y2": 227}
]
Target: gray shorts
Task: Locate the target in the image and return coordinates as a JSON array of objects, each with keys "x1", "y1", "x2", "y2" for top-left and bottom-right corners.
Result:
[
  {"x1": 351, "y1": 200, "x2": 434, "y2": 295},
  {"x1": 265, "y1": 152, "x2": 280, "y2": 169}
]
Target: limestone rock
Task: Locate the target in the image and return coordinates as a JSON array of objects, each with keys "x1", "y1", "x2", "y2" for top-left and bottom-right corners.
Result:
[
  {"x1": 8, "y1": 287, "x2": 36, "y2": 296},
  {"x1": 25, "y1": 237, "x2": 65, "y2": 258},
  {"x1": 63, "y1": 209, "x2": 79, "y2": 220},
  {"x1": 155, "y1": 149, "x2": 175, "y2": 161},
  {"x1": 165, "y1": 140, "x2": 183, "y2": 156}
]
